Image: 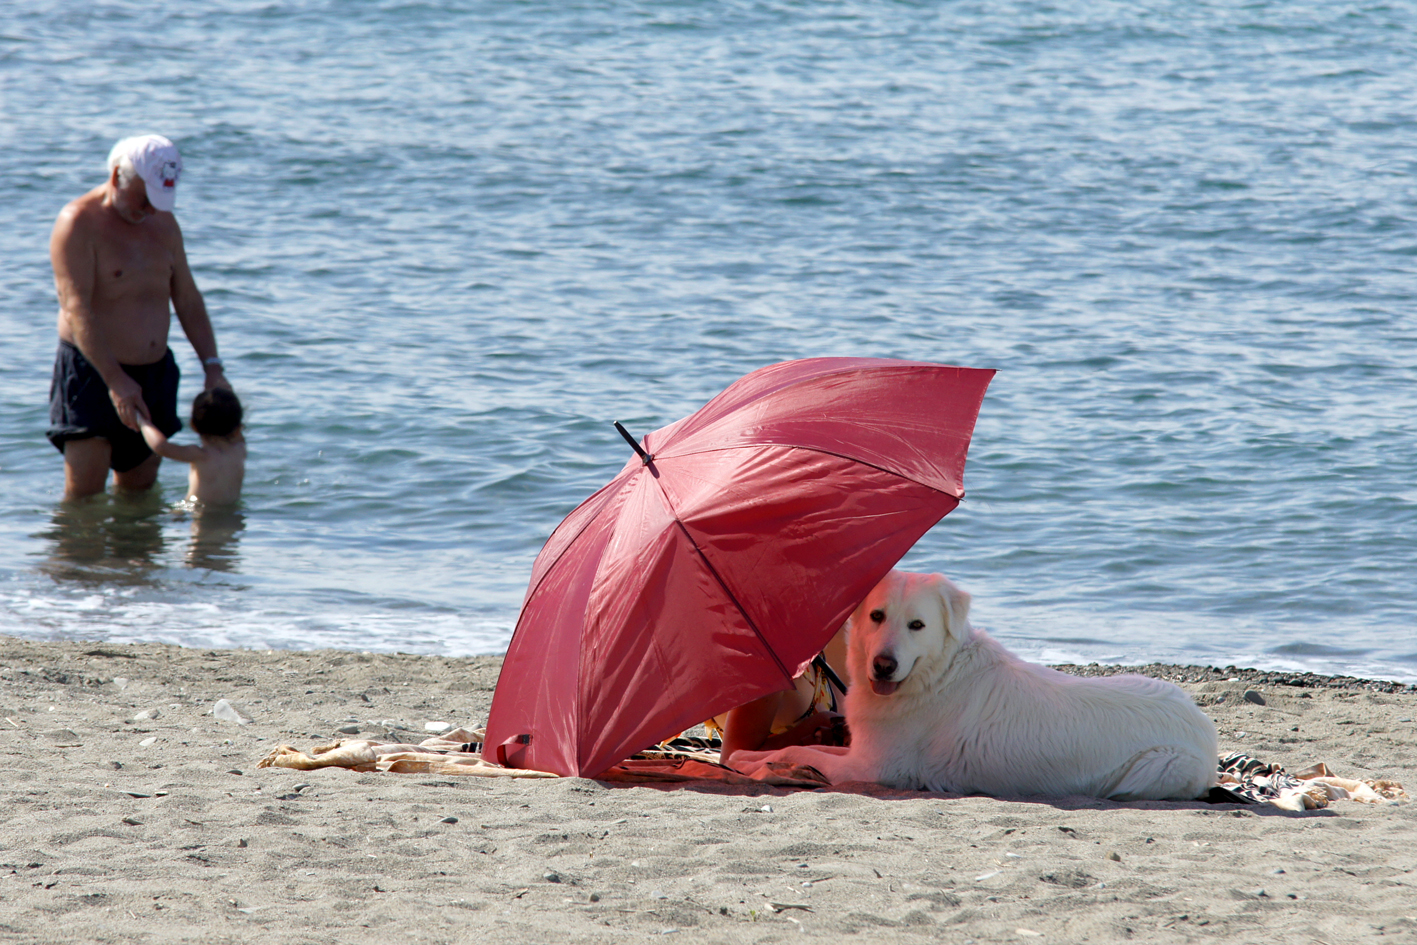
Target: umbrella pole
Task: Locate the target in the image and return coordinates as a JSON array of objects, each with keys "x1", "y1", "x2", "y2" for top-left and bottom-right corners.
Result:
[{"x1": 613, "y1": 421, "x2": 655, "y2": 465}]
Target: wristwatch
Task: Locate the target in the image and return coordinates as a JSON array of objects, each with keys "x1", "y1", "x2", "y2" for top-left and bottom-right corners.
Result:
[{"x1": 203, "y1": 357, "x2": 224, "y2": 369}]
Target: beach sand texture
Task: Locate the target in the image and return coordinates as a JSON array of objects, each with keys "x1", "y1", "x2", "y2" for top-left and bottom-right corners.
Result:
[{"x1": 1, "y1": 637, "x2": 1414, "y2": 944}]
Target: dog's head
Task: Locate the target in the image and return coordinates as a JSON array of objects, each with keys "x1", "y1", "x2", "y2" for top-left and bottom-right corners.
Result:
[{"x1": 848, "y1": 570, "x2": 971, "y2": 697}]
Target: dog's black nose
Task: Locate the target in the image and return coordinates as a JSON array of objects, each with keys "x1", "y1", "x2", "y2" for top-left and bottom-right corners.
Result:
[{"x1": 872, "y1": 655, "x2": 897, "y2": 680}]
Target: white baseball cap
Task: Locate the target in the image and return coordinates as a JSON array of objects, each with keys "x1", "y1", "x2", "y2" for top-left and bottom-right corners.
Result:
[{"x1": 108, "y1": 135, "x2": 183, "y2": 212}]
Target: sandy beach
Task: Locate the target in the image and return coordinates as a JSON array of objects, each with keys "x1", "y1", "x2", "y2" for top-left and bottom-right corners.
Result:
[{"x1": 1, "y1": 636, "x2": 1414, "y2": 944}]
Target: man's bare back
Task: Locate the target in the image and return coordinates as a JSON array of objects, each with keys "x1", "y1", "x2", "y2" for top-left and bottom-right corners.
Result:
[{"x1": 47, "y1": 135, "x2": 230, "y2": 500}]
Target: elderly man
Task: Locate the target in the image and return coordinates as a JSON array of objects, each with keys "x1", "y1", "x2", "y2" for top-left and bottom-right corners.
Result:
[{"x1": 48, "y1": 134, "x2": 230, "y2": 500}]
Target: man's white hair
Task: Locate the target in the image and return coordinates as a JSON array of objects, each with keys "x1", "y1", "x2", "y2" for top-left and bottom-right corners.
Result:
[
  {"x1": 108, "y1": 153, "x2": 139, "y2": 186},
  {"x1": 106, "y1": 140, "x2": 140, "y2": 186}
]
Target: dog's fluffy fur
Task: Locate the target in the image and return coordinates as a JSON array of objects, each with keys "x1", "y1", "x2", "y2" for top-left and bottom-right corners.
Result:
[{"x1": 733, "y1": 571, "x2": 1218, "y2": 800}]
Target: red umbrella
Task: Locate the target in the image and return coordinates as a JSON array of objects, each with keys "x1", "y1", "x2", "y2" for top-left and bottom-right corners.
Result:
[{"x1": 484, "y1": 357, "x2": 994, "y2": 777}]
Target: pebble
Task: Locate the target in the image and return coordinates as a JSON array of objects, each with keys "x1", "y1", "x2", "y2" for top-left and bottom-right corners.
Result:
[
  {"x1": 336, "y1": 724, "x2": 361, "y2": 734},
  {"x1": 425, "y1": 721, "x2": 452, "y2": 733},
  {"x1": 441, "y1": 816, "x2": 458, "y2": 824},
  {"x1": 1108, "y1": 852, "x2": 1122, "y2": 862},
  {"x1": 1243, "y1": 690, "x2": 1266, "y2": 705},
  {"x1": 133, "y1": 708, "x2": 160, "y2": 721},
  {"x1": 544, "y1": 872, "x2": 561, "y2": 883},
  {"x1": 139, "y1": 736, "x2": 157, "y2": 747}
]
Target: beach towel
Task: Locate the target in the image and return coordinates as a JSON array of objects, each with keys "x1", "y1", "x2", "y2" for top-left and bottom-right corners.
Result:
[
  {"x1": 257, "y1": 731, "x2": 1407, "y2": 808},
  {"x1": 257, "y1": 730, "x2": 829, "y2": 787},
  {"x1": 1210, "y1": 752, "x2": 1409, "y2": 811}
]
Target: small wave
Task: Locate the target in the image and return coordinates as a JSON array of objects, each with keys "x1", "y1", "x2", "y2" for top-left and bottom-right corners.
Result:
[{"x1": 1267, "y1": 642, "x2": 1373, "y2": 658}]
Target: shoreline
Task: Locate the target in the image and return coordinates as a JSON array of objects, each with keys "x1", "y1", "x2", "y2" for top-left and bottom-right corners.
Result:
[
  {"x1": 16, "y1": 631, "x2": 1417, "y2": 692},
  {"x1": 2, "y1": 635, "x2": 1414, "y2": 943},
  {"x1": 1051, "y1": 661, "x2": 1417, "y2": 695}
]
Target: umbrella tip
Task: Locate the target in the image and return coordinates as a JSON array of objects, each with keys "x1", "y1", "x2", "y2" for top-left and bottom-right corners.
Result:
[{"x1": 613, "y1": 421, "x2": 655, "y2": 465}]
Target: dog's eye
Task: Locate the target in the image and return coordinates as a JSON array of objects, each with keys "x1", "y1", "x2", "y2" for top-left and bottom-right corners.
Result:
[
  {"x1": 907, "y1": 619, "x2": 925, "y2": 631},
  {"x1": 869, "y1": 609, "x2": 886, "y2": 623}
]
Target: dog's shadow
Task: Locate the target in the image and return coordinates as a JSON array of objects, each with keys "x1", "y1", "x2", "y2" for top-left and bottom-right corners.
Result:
[{"x1": 598, "y1": 777, "x2": 1340, "y2": 817}]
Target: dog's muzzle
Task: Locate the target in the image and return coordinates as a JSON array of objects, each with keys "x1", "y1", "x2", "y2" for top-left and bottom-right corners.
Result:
[{"x1": 871, "y1": 654, "x2": 901, "y2": 696}]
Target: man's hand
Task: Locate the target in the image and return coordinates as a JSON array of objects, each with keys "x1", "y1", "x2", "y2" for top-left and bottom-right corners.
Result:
[
  {"x1": 204, "y1": 363, "x2": 232, "y2": 392},
  {"x1": 107, "y1": 373, "x2": 151, "y2": 431}
]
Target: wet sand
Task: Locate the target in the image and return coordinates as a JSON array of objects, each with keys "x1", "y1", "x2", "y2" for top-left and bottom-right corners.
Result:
[{"x1": 1, "y1": 636, "x2": 1414, "y2": 944}]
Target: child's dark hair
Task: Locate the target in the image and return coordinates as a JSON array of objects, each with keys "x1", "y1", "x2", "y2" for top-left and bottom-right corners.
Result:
[{"x1": 191, "y1": 388, "x2": 243, "y2": 437}]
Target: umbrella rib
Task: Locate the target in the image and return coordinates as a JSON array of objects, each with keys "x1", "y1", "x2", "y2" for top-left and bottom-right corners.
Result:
[{"x1": 663, "y1": 513, "x2": 795, "y2": 686}]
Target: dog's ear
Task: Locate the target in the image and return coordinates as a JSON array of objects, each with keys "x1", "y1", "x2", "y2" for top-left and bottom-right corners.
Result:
[{"x1": 929, "y1": 573, "x2": 971, "y2": 636}]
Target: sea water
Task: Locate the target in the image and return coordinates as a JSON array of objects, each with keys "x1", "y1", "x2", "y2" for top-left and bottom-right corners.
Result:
[{"x1": 1, "y1": 1, "x2": 1414, "y2": 681}]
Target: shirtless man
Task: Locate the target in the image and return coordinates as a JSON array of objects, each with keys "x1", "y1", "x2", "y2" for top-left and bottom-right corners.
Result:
[{"x1": 47, "y1": 134, "x2": 230, "y2": 500}]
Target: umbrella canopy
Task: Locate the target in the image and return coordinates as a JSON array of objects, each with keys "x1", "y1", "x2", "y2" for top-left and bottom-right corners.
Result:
[{"x1": 485, "y1": 357, "x2": 995, "y2": 777}]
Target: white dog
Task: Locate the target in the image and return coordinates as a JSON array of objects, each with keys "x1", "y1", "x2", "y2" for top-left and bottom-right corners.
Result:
[{"x1": 733, "y1": 571, "x2": 1217, "y2": 800}]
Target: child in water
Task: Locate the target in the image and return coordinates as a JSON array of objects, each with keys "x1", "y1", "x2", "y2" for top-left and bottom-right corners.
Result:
[{"x1": 137, "y1": 388, "x2": 246, "y2": 505}]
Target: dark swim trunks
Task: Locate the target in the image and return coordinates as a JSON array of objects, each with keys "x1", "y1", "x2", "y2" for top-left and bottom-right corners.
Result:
[{"x1": 46, "y1": 341, "x2": 182, "y2": 473}]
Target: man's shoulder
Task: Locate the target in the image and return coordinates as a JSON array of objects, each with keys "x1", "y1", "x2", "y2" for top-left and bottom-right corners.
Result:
[
  {"x1": 63, "y1": 185, "x2": 108, "y2": 216},
  {"x1": 54, "y1": 188, "x2": 106, "y2": 235}
]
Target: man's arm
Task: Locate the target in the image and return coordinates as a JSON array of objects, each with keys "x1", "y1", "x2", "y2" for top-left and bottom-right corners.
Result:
[
  {"x1": 168, "y1": 219, "x2": 230, "y2": 392},
  {"x1": 720, "y1": 691, "x2": 785, "y2": 764},
  {"x1": 50, "y1": 205, "x2": 149, "y2": 429},
  {"x1": 136, "y1": 413, "x2": 206, "y2": 464}
]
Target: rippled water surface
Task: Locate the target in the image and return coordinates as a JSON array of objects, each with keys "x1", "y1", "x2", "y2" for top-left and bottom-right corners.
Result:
[{"x1": 2, "y1": 1, "x2": 1414, "y2": 680}]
